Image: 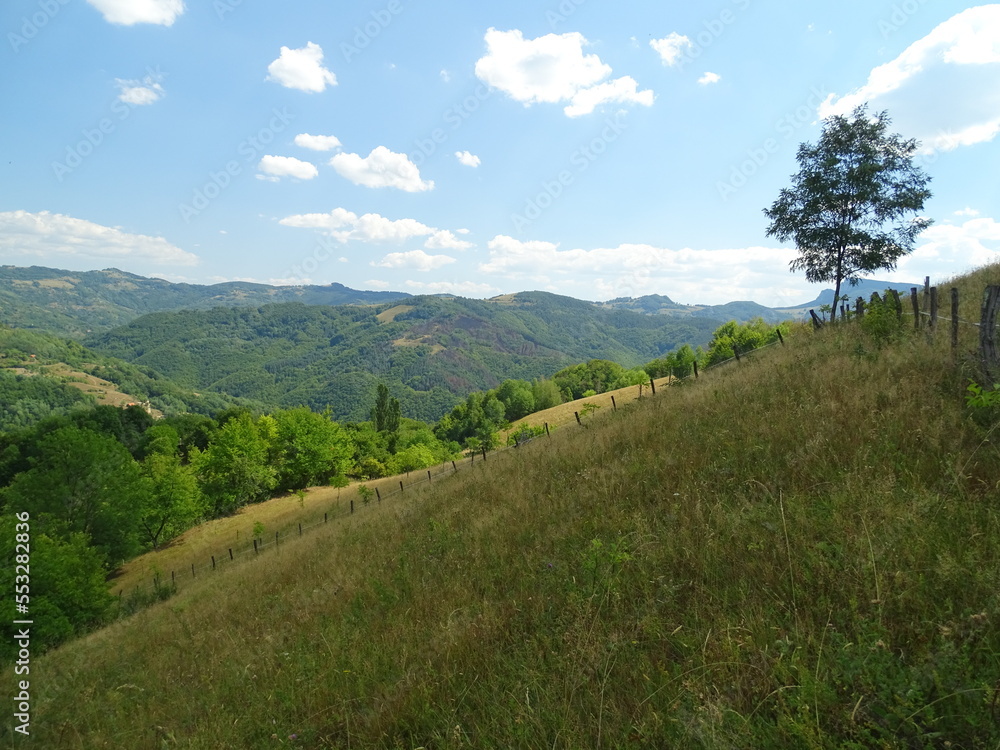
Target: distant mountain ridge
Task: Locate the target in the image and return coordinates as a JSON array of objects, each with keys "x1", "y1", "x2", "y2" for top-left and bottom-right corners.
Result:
[
  {"x1": 1, "y1": 265, "x2": 919, "y2": 337},
  {"x1": 0, "y1": 265, "x2": 412, "y2": 337}
]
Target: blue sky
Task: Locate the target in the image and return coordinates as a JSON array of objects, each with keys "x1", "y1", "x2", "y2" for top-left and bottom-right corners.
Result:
[{"x1": 1, "y1": 0, "x2": 998, "y2": 305}]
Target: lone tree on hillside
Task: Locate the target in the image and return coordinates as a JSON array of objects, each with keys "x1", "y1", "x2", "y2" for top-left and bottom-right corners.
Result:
[
  {"x1": 763, "y1": 104, "x2": 932, "y2": 322},
  {"x1": 372, "y1": 382, "x2": 401, "y2": 450}
]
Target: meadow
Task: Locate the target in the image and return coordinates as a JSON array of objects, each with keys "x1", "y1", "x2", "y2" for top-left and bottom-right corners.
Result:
[{"x1": 5, "y1": 263, "x2": 1000, "y2": 748}]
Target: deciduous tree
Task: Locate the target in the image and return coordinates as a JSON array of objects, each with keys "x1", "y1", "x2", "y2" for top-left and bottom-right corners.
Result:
[{"x1": 764, "y1": 105, "x2": 932, "y2": 322}]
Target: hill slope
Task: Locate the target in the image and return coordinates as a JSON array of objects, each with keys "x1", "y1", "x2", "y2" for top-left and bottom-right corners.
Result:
[
  {"x1": 0, "y1": 265, "x2": 411, "y2": 337},
  {"x1": 11, "y1": 264, "x2": 1000, "y2": 748},
  {"x1": 86, "y1": 293, "x2": 721, "y2": 421}
]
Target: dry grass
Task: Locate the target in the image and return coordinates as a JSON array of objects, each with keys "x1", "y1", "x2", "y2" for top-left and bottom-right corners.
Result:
[{"x1": 7, "y1": 266, "x2": 1000, "y2": 748}]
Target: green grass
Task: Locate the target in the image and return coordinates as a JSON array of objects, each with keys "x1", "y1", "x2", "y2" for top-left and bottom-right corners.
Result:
[{"x1": 6, "y1": 264, "x2": 1000, "y2": 748}]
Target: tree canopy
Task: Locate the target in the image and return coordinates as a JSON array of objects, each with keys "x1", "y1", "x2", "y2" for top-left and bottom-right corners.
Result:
[{"x1": 763, "y1": 105, "x2": 932, "y2": 321}]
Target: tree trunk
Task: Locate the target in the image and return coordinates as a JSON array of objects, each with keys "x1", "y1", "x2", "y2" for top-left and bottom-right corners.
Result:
[{"x1": 831, "y1": 276, "x2": 842, "y2": 323}]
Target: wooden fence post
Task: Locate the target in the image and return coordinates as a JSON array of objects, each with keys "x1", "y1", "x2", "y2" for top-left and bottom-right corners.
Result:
[
  {"x1": 574, "y1": 411, "x2": 581, "y2": 425},
  {"x1": 481, "y1": 447, "x2": 487, "y2": 462},
  {"x1": 981, "y1": 286, "x2": 1000, "y2": 381},
  {"x1": 427, "y1": 469, "x2": 432, "y2": 482},
  {"x1": 545, "y1": 422, "x2": 550, "y2": 437},
  {"x1": 513, "y1": 434, "x2": 519, "y2": 448},
  {"x1": 929, "y1": 287, "x2": 938, "y2": 329},
  {"x1": 350, "y1": 500, "x2": 354, "y2": 514},
  {"x1": 951, "y1": 288, "x2": 959, "y2": 350},
  {"x1": 649, "y1": 377, "x2": 656, "y2": 395},
  {"x1": 776, "y1": 329, "x2": 785, "y2": 346},
  {"x1": 275, "y1": 531, "x2": 279, "y2": 547},
  {"x1": 298, "y1": 522, "x2": 302, "y2": 536},
  {"x1": 911, "y1": 288, "x2": 920, "y2": 329},
  {"x1": 809, "y1": 310, "x2": 824, "y2": 330},
  {"x1": 923, "y1": 276, "x2": 931, "y2": 310},
  {"x1": 733, "y1": 345, "x2": 741, "y2": 363},
  {"x1": 855, "y1": 296, "x2": 865, "y2": 319},
  {"x1": 611, "y1": 395, "x2": 617, "y2": 411},
  {"x1": 211, "y1": 555, "x2": 216, "y2": 570},
  {"x1": 375, "y1": 487, "x2": 381, "y2": 503},
  {"x1": 324, "y1": 513, "x2": 327, "y2": 523},
  {"x1": 253, "y1": 539, "x2": 258, "y2": 554},
  {"x1": 191, "y1": 563, "x2": 195, "y2": 578},
  {"x1": 890, "y1": 289, "x2": 902, "y2": 318},
  {"x1": 229, "y1": 548, "x2": 233, "y2": 561},
  {"x1": 400, "y1": 480, "x2": 404, "y2": 492},
  {"x1": 171, "y1": 570, "x2": 175, "y2": 585},
  {"x1": 452, "y1": 460, "x2": 457, "y2": 471}
]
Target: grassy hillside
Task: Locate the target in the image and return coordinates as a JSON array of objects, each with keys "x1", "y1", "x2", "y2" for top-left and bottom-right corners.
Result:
[
  {"x1": 0, "y1": 325, "x2": 253, "y2": 421},
  {"x1": 0, "y1": 265, "x2": 411, "y2": 337},
  {"x1": 10, "y1": 264, "x2": 1000, "y2": 748},
  {"x1": 86, "y1": 293, "x2": 720, "y2": 422}
]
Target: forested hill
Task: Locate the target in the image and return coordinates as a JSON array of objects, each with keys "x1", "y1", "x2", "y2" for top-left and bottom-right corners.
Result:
[
  {"x1": 87, "y1": 293, "x2": 722, "y2": 422},
  {"x1": 0, "y1": 265, "x2": 411, "y2": 337}
]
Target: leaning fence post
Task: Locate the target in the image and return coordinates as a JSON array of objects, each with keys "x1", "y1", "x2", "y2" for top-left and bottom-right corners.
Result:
[
  {"x1": 929, "y1": 287, "x2": 938, "y2": 329},
  {"x1": 776, "y1": 329, "x2": 785, "y2": 346},
  {"x1": 611, "y1": 395, "x2": 617, "y2": 411},
  {"x1": 649, "y1": 377, "x2": 656, "y2": 395},
  {"x1": 427, "y1": 469, "x2": 432, "y2": 482},
  {"x1": 229, "y1": 548, "x2": 233, "y2": 561},
  {"x1": 981, "y1": 286, "x2": 1000, "y2": 382},
  {"x1": 545, "y1": 422, "x2": 550, "y2": 437},
  {"x1": 574, "y1": 411, "x2": 581, "y2": 425},
  {"x1": 481, "y1": 447, "x2": 487, "y2": 462},
  {"x1": 452, "y1": 460, "x2": 457, "y2": 472},
  {"x1": 951, "y1": 288, "x2": 959, "y2": 349},
  {"x1": 211, "y1": 555, "x2": 216, "y2": 570},
  {"x1": 890, "y1": 289, "x2": 902, "y2": 318},
  {"x1": 375, "y1": 487, "x2": 381, "y2": 503},
  {"x1": 911, "y1": 288, "x2": 920, "y2": 329},
  {"x1": 809, "y1": 310, "x2": 824, "y2": 330}
]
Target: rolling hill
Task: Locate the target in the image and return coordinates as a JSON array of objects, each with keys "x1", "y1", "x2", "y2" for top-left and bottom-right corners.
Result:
[
  {"x1": 0, "y1": 265, "x2": 411, "y2": 337},
  {"x1": 85, "y1": 293, "x2": 722, "y2": 422},
  {"x1": 11, "y1": 262, "x2": 1000, "y2": 748}
]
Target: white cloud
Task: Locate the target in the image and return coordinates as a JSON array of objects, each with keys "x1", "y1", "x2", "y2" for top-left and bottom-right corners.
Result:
[
  {"x1": 954, "y1": 207, "x2": 980, "y2": 217},
  {"x1": 481, "y1": 235, "x2": 813, "y2": 304},
  {"x1": 267, "y1": 42, "x2": 337, "y2": 93},
  {"x1": 440, "y1": 69, "x2": 451, "y2": 82},
  {"x1": 820, "y1": 6, "x2": 1000, "y2": 152},
  {"x1": 650, "y1": 33, "x2": 692, "y2": 66},
  {"x1": 698, "y1": 72, "x2": 721, "y2": 86},
  {"x1": 294, "y1": 133, "x2": 342, "y2": 151},
  {"x1": 887, "y1": 217, "x2": 1000, "y2": 282},
  {"x1": 475, "y1": 28, "x2": 653, "y2": 118},
  {"x1": 281, "y1": 208, "x2": 453, "y2": 246},
  {"x1": 329, "y1": 146, "x2": 434, "y2": 192},
  {"x1": 402, "y1": 280, "x2": 500, "y2": 297},
  {"x1": 115, "y1": 71, "x2": 166, "y2": 105},
  {"x1": 86, "y1": 0, "x2": 184, "y2": 26},
  {"x1": 0, "y1": 210, "x2": 198, "y2": 267},
  {"x1": 425, "y1": 230, "x2": 473, "y2": 251},
  {"x1": 565, "y1": 76, "x2": 653, "y2": 117},
  {"x1": 257, "y1": 155, "x2": 319, "y2": 181},
  {"x1": 373, "y1": 250, "x2": 457, "y2": 272},
  {"x1": 455, "y1": 150, "x2": 481, "y2": 168}
]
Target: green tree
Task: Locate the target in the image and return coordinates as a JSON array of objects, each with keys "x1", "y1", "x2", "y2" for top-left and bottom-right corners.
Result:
[
  {"x1": 195, "y1": 413, "x2": 277, "y2": 516},
  {"x1": 139, "y1": 452, "x2": 205, "y2": 549},
  {"x1": 0, "y1": 523, "x2": 113, "y2": 660},
  {"x1": 1, "y1": 427, "x2": 145, "y2": 562},
  {"x1": 531, "y1": 378, "x2": 564, "y2": 411},
  {"x1": 764, "y1": 105, "x2": 932, "y2": 322},
  {"x1": 372, "y1": 383, "x2": 401, "y2": 451},
  {"x1": 495, "y1": 379, "x2": 535, "y2": 421},
  {"x1": 272, "y1": 408, "x2": 353, "y2": 491}
]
